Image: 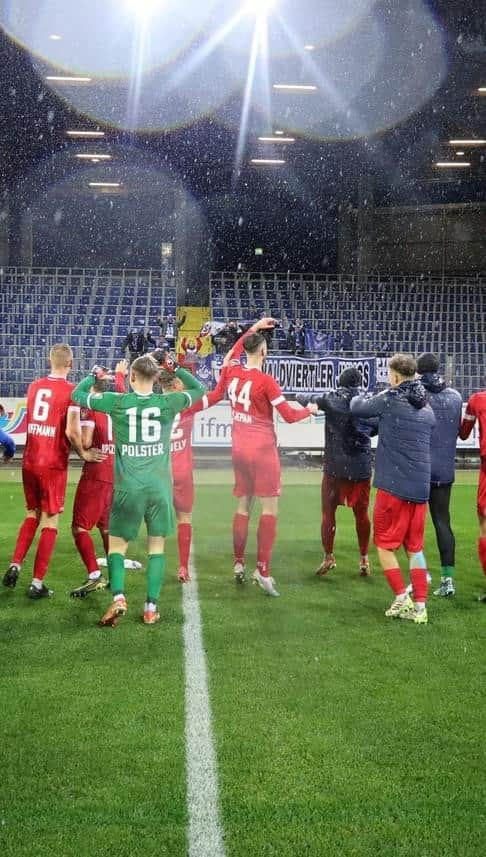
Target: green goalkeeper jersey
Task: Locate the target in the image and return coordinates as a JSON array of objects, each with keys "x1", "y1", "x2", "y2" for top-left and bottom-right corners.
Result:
[{"x1": 72, "y1": 368, "x2": 205, "y2": 493}]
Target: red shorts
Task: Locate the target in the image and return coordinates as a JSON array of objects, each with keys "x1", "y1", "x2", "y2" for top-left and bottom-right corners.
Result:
[
  {"x1": 477, "y1": 459, "x2": 486, "y2": 517},
  {"x1": 373, "y1": 488, "x2": 426, "y2": 553},
  {"x1": 321, "y1": 474, "x2": 370, "y2": 512},
  {"x1": 72, "y1": 476, "x2": 113, "y2": 531},
  {"x1": 173, "y1": 472, "x2": 195, "y2": 515},
  {"x1": 232, "y1": 444, "x2": 281, "y2": 498},
  {"x1": 22, "y1": 466, "x2": 68, "y2": 516}
]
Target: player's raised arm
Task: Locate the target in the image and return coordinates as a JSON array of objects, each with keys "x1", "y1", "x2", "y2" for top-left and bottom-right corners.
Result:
[
  {"x1": 225, "y1": 316, "x2": 278, "y2": 365},
  {"x1": 72, "y1": 368, "x2": 118, "y2": 414}
]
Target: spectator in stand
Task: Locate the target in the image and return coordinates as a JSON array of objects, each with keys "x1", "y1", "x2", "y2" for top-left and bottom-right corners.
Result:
[
  {"x1": 121, "y1": 329, "x2": 140, "y2": 364},
  {"x1": 212, "y1": 320, "x2": 241, "y2": 354},
  {"x1": 141, "y1": 329, "x2": 157, "y2": 354},
  {"x1": 288, "y1": 319, "x2": 306, "y2": 356},
  {"x1": 341, "y1": 328, "x2": 354, "y2": 353},
  {"x1": 326, "y1": 332, "x2": 336, "y2": 353},
  {"x1": 156, "y1": 312, "x2": 187, "y2": 350}
]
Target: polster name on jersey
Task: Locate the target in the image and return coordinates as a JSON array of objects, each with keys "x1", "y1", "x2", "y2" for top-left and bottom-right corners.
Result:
[{"x1": 120, "y1": 443, "x2": 165, "y2": 458}]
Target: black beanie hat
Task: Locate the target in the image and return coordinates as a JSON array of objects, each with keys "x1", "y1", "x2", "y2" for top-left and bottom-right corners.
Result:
[
  {"x1": 417, "y1": 352, "x2": 439, "y2": 374},
  {"x1": 338, "y1": 367, "x2": 362, "y2": 388}
]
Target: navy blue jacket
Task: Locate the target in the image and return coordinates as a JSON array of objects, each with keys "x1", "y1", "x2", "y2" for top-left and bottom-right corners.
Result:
[
  {"x1": 350, "y1": 380, "x2": 435, "y2": 503},
  {"x1": 0, "y1": 427, "x2": 15, "y2": 460},
  {"x1": 420, "y1": 373, "x2": 462, "y2": 486},
  {"x1": 298, "y1": 386, "x2": 373, "y2": 482}
]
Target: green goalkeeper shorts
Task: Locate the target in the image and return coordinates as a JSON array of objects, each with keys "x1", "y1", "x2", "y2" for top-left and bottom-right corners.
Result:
[{"x1": 109, "y1": 487, "x2": 175, "y2": 542}]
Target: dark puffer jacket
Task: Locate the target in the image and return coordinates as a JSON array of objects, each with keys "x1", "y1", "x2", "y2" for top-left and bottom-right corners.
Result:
[
  {"x1": 298, "y1": 386, "x2": 374, "y2": 482},
  {"x1": 420, "y1": 373, "x2": 462, "y2": 486},
  {"x1": 350, "y1": 380, "x2": 435, "y2": 503}
]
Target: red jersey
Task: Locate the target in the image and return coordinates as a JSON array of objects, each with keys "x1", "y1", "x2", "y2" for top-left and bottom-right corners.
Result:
[
  {"x1": 190, "y1": 332, "x2": 311, "y2": 447},
  {"x1": 23, "y1": 375, "x2": 78, "y2": 471},
  {"x1": 170, "y1": 410, "x2": 195, "y2": 477},
  {"x1": 460, "y1": 391, "x2": 486, "y2": 456},
  {"x1": 80, "y1": 408, "x2": 115, "y2": 484}
]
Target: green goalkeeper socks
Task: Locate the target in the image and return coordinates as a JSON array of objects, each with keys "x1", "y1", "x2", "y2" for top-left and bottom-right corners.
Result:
[
  {"x1": 108, "y1": 553, "x2": 126, "y2": 596},
  {"x1": 147, "y1": 554, "x2": 166, "y2": 603},
  {"x1": 441, "y1": 566, "x2": 455, "y2": 579}
]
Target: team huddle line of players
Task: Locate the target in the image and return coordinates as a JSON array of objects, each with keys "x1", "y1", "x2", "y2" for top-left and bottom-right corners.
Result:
[{"x1": 1, "y1": 318, "x2": 485, "y2": 627}]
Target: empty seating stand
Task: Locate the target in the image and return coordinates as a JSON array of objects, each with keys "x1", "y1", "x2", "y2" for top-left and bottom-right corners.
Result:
[
  {"x1": 209, "y1": 271, "x2": 485, "y2": 397},
  {"x1": 0, "y1": 267, "x2": 177, "y2": 397}
]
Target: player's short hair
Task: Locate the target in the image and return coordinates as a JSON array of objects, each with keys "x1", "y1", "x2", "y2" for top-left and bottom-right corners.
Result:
[
  {"x1": 243, "y1": 332, "x2": 266, "y2": 354},
  {"x1": 338, "y1": 368, "x2": 362, "y2": 388},
  {"x1": 49, "y1": 343, "x2": 73, "y2": 368},
  {"x1": 157, "y1": 368, "x2": 178, "y2": 390},
  {"x1": 416, "y1": 352, "x2": 439, "y2": 374},
  {"x1": 93, "y1": 377, "x2": 110, "y2": 394},
  {"x1": 131, "y1": 355, "x2": 159, "y2": 381},
  {"x1": 389, "y1": 353, "x2": 417, "y2": 379}
]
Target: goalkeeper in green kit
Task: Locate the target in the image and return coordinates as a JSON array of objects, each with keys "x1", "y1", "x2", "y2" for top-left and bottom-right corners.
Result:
[{"x1": 72, "y1": 354, "x2": 205, "y2": 627}]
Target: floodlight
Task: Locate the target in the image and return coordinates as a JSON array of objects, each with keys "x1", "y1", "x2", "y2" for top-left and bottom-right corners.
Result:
[{"x1": 434, "y1": 162, "x2": 470, "y2": 168}]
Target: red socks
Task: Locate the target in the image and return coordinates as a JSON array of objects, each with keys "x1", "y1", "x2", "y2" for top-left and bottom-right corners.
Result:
[
  {"x1": 177, "y1": 523, "x2": 192, "y2": 570},
  {"x1": 321, "y1": 511, "x2": 336, "y2": 555},
  {"x1": 233, "y1": 513, "x2": 249, "y2": 564},
  {"x1": 410, "y1": 568, "x2": 428, "y2": 604},
  {"x1": 257, "y1": 515, "x2": 277, "y2": 577},
  {"x1": 384, "y1": 567, "x2": 406, "y2": 595},
  {"x1": 74, "y1": 530, "x2": 99, "y2": 575},
  {"x1": 12, "y1": 517, "x2": 39, "y2": 565},
  {"x1": 33, "y1": 528, "x2": 58, "y2": 581},
  {"x1": 354, "y1": 507, "x2": 371, "y2": 556},
  {"x1": 478, "y1": 538, "x2": 486, "y2": 574}
]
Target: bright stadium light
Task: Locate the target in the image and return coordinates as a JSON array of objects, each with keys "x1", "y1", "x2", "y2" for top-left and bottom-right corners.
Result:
[
  {"x1": 49, "y1": 34, "x2": 62, "y2": 41},
  {"x1": 258, "y1": 136, "x2": 295, "y2": 143},
  {"x1": 67, "y1": 130, "x2": 105, "y2": 138},
  {"x1": 477, "y1": 88, "x2": 486, "y2": 94},
  {"x1": 250, "y1": 158, "x2": 285, "y2": 165},
  {"x1": 88, "y1": 181, "x2": 121, "y2": 187},
  {"x1": 435, "y1": 161, "x2": 471, "y2": 168},
  {"x1": 448, "y1": 139, "x2": 486, "y2": 146},
  {"x1": 46, "y1": 75, "x2": 92, "y2": 83},
  {"x1": 273, "y1": 83, "x2": 318, "y2": 92},
  {"x1": 75, "y1": 153, "x2": 112, "y2": 160},
  {"x1": 456, "y1": 150, "x2": 465, "y2": 156}
]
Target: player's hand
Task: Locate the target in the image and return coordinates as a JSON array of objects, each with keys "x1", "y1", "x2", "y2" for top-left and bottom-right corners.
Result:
[
  {"x1": 81, "y1": 447, "x2": 107, "y2": 463},
  {"x1": 2, "y1": 454, "x2": 13, "y2": 464},
  {"x1": 307, "y1": 403, "x2": 319, "y2": 415},
  {"x1": 115, "y1": 359, "x2": 128, "y2": 376},
  {"x1": 253, "y1": 316, "x2": 277, "y2": 332}
]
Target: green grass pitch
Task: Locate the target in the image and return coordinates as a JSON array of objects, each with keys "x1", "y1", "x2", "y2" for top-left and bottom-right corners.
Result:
[{"x1": 1, "y1": 468, "x2": 486, "y2": 857}]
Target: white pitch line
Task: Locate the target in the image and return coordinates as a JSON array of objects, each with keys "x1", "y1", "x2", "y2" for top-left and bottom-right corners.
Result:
[{"x1": 182, "y1": 547, "x2": 226, "y2": 857}]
